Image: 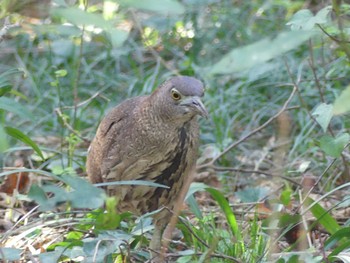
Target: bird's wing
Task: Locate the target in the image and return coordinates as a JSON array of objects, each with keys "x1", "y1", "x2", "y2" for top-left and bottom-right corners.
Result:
[{"x1": 87, "y1": 96, "x2": 147, "y2": 183}]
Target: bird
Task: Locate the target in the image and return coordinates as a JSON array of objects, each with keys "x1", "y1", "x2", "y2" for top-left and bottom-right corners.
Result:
[{"x1": 86, "y1": 76, "x2": 207, "y2": 260}]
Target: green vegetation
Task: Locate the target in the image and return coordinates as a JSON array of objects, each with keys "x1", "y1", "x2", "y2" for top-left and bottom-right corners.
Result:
[{"x1": 1, "y1": 0, "x2": 350, "y2": 262}]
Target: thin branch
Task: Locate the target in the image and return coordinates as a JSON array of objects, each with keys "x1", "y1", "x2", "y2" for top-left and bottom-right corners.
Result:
[
  {"x1": 0, "y1": 17, "x2": 19, "y2": 43},
  {"x1": 200, "y1": 85, "x2": 297, "y2": 168},
  {"x1": 308, "y1": 39, "x2": 325, "y2": 102},
  {"x1": 177, "y1": 216, "x2": 210, "y2": 249},
  {"x1": 209, "y1": 166, "x2": 301, "y2": 186},
  {"x1": 54, "y1": 108, "x2": 90, "y2": 143}
]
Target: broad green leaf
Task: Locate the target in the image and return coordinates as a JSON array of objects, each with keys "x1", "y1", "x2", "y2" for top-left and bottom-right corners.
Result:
[
  {"x1": 319, "y1": 133, "x2": 350, "y2": 158},
  {"x1": 312, "y1": 103, "x2": 333, "y2": 132},
  {"x1": 235, "y1": 187, "x2": 269, "y2": 202},
  {"x1": 0, "y1": 248, "x2": 22, "y2": 260},
  {"x1": 28, "y1": 171, "x2": 105, "y2": 210},
  {"x1": 286, "y1": 9, "x2": 313, "y2": 30},
  {"x1": 209, "y1": 30, "x2": 315, "y2": 75},
  {"x1": 4, "y1": 126, "x2": 44, "y2": 160},
  {"x1": 0, "y1": 97, "x2": 33, "y2": 119},
  {"x1": 28, "y1": 184, "x2": 49, "y2": 208},
  {"x1": 38, "y1": 249, "x2": 64, "y2": 263},
  {"x1": 108, "y1": 28, "x2": 129, "y2": 48},
  {"x1": 287, "y1": 6, "x2": 332, "y2": 30},
  {"x1": 60, "y1": 173, "x2": 106, "y2": 209},
  {"x1": 119, "y1": 0, "x2": 185, "y2": 15},
  {"x1": 305, "y1": 197, "x2": 341, "y2": 235},
  {"x1": 52, "y1": 7, "x2": 129, "y2": 47},
  {"x1": 53, "y1": 7, "x2": 112, "y2": 29},
  {"x1": 333, "y1": 85, "x2": 350, "y2": 115},
  {"x1": 206, "y1": 187, "x2": 241, "y2": 240}
]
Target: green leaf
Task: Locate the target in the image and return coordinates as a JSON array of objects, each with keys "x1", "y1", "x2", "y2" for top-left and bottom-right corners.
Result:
[
  {"x1": 107, "y1": 28, "x2": 129, "y2": 48},
  {"x1": 0, "y1": 124, "x2": 8, "y2": 152},
  {"x1": 28, "y1": 184, "x2": 49, "y2": 208},
  {"x1": 305, "y1": 197, "x2": 341, "y2": 235},
  {"x1": 185, "y1": 182, "x2": 209, "y2": 200},
  {"x1": 319, "y1": 133, "x2": 350, "y2": 158},
  {"x1": 209, "y1": 30, "x2": 315, "y2": 75},
  {"x1": 53, "y1": 7, "x2": 111, "y2": 28},
  {"x1": 206, "y1": 187, "x2": 241, "y2": 240},
  {"x1": 0, "y1": 248, "x2": 22, "y2": 260},
  {"x1": 312, "y1": 103, "x2": 333, "y2": 132},
  {"x1": 4, "y1": 126, "x2": 44, "y2": 160},
  {"x1": 333, "y1": 85, "x2": 350, "y2": 115},
  {"x1": 60, "y1": 173, "x2": 106, "y2": 209},
  {"x1": 287, "y1": 6, "x2": 332, "y2": 30},
  {"x1": 0, "y1": 86, "x2": 11, "y2": 97},
  {"x1": 0, "y1": 97, "x2": 33, "y2": 119},
  {"x1": 119, "y1": 0, "x2": 185, "y2": 15},
  {"x1": 235, "y1": 187, "x2": 270, "y2": 202},
  {"x1": 325, "y1": 227, "x2": 350, "y2": 255},
  {"x1": 280, "y1": 188, "x2": 292, "y2": 206}
]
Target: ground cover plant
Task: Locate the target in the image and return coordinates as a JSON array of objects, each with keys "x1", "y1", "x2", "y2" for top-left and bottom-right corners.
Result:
[{"x1": 1, "y1": 0, "x2": 350, "y2": 262}]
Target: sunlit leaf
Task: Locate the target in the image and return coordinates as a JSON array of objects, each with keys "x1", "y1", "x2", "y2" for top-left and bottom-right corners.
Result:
[
  {"x1": 53, "y1": 7, "x2": 112, "y2": 29},
  {"x1": 119, "y1": 0, "x2": 185, "y2": 15},
  {"x1": 305, "y1": 197, "x2": 341, "y2": 235},
  {"x1": 209, "y1": 30, "x2": 315, "y2": 75},
  {"x1": 319, "y1": 133, "x2": 350, "y2": 158},
  {"x1": 4, "y1": 126, "x2": 44, "y2": 160},
  {"x1": 312, "y1": 103, "x2": 333, "y2": 132},
  {"x1": 333, "y1": 85, "x2": 350, "y2": 115}
]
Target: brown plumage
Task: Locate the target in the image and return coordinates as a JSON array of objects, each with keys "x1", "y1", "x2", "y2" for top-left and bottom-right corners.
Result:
[{"x1": 86, "y1": 76, "x2": 207, "y2": 258}]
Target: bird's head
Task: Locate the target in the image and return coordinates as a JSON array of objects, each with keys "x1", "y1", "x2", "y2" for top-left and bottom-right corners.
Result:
[{"x1": 151, "y1": 76, "x2": 208, "y2": 122}]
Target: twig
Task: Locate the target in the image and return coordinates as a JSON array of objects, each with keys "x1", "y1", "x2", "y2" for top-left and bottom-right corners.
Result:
[
  {"x1": 71, "y1": 1, "x2": 88, "y2": 126},
  {"x1": 200, "y1": 84, "x2": 297, "y2": 168},
  {"x1": 209, "y1": 166, "x2": 301, "y2": 186},
  {"x1": 285, "y1": 58, "x2": 350, "y2": 180},
  {"x1": 60, "y1": 86, "x2": 111, "y2": 110},
  {"x1": 0, "y1": 17, "x2": 19, "y2": 43},
  {"x1": 316, "y1": 24, "x2": 349, "y2": 43},
  {"x1": 308, "y1": 40, "x2": 325, "y2": 102},
  {"x1": 54, "y1": 108, "x2": 90, "y2": 143},
  {"x1": 298, "y1": 157, "x2": 337, "y2": 211},
  {"x1": 177, "y1": 216, "x2": 210, "y2": 248}
]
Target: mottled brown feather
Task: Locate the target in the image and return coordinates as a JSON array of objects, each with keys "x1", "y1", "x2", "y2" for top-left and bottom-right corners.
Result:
[{"x1": 86, "y1": 76, "x2": 206, "y2": 256}]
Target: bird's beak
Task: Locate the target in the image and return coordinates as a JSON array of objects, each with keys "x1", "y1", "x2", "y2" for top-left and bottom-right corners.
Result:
[{"x1": 181, "y1": 96, "x2": 208, "y2": 119}]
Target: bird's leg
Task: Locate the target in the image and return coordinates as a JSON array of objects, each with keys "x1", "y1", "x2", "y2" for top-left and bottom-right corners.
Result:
[{"x1": 150, "y1": 219, "x2": 166, "y2": 262}]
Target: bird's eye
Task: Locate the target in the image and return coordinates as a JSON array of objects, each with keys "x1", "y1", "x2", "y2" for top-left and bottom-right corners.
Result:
[{"x1": 171, "y1": 89, "x2": 182, "y2": 101}]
